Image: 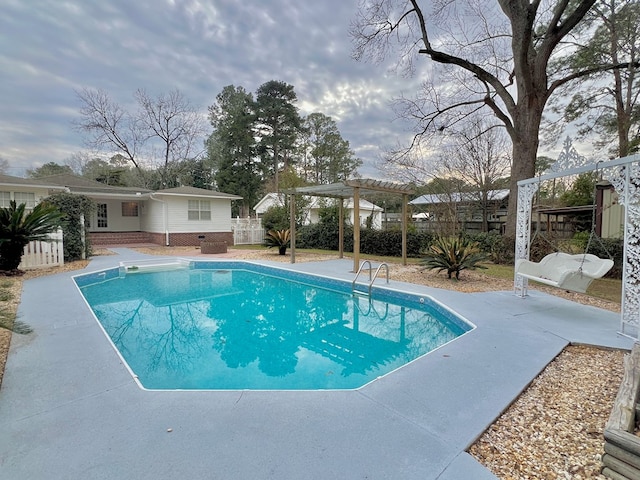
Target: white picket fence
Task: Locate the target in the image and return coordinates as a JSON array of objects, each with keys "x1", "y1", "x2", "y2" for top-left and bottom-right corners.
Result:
[
  {"x1": 19, "y1": 229, "x2": 64, "y2": 269},
  {"x1": 231, "y1": 218, "x2": 265, "y2": 245}
]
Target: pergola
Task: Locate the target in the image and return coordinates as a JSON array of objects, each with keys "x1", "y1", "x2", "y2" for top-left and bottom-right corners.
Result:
[{"x1": 282, "y1": 178, "x2": 415, "y2": 272}]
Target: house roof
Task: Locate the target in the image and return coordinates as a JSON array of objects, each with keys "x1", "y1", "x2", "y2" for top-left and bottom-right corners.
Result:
[
  {"x1": 33, "y1": 174, "x2": 153, "y2": 196},
  {"x1": 153, "y1": 186, "x2": 242, "y2": 199},
  {"x1": 283, "y1": 178, "x2": 415, "y2": 198},
  {"x1": 0, "y1": 174, "x2": 67, "y2": 190},
  {"x1": 535, "y1": 205, "x2": 594, "y2": 215},
  {"x1": 253, "y1": 193, "x2": 382, "y2": 214},
  {"x1": 0, "y1": 174, "x2": 242, "y2": 200},
  {"x1": 409, "y1": 189, "x2": 509, "y2": 206}
]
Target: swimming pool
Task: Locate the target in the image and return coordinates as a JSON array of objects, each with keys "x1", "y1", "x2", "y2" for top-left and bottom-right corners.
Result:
[{"x1": 75, "y1": 260, "x2": 474, "y2": 390}]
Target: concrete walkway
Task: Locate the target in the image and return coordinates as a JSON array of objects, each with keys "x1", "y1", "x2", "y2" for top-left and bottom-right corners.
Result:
[{"x1": 0, "y1": 249, "x2": 634, "y2": 480}]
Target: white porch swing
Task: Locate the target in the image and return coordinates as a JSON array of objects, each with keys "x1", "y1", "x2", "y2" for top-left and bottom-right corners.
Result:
[
  {"x1": 515, "y1": 164, "x2": 614, "y2": 293},
  {"x1": 516, "y1": 252, "x2": 613, "y2": 293},
  {"x1": 513, "y1": 154, "x2": 640, "y2": 340}
]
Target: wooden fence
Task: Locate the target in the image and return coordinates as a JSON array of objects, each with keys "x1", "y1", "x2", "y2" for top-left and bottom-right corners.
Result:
[{"x1": 18, "y1": 229, "x2": 64, "y2": 269}]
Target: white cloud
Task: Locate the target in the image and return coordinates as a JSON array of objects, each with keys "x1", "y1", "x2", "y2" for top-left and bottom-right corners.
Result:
[{"x1": 0, "y1": 0, "x2": 420, "y2": 178}]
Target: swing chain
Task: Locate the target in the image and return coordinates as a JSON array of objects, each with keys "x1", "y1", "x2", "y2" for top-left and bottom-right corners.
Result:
[{"x1": 579, "y1": 161, "x2": 613, "y2": 274}]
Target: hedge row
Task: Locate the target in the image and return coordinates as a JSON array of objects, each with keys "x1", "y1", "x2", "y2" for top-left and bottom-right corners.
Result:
[{"x1": 296, "y1": 224, "x2": 434, "y2": 257}]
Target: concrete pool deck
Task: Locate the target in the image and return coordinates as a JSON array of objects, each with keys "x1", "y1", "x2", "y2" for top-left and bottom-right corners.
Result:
[{"x1": 0, "y1": 248, "x2": 635, "y2": 480}]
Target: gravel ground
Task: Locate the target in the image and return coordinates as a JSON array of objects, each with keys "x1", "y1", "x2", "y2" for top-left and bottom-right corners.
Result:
[{"x1": 0, "y1": 247, "x2": 627, "y2": 479}]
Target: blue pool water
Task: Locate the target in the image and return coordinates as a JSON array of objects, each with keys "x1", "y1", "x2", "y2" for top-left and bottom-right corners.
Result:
[{"x1": 75, "y1": 261, "x2": 473, "y2": 390}]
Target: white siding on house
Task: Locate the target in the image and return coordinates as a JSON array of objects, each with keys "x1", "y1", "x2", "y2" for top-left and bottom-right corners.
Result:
[
  {"x1": 0, "y1": 187, "x2": 53, "y2": 207},
  {"x1": 165, "y1": 197, "x2": 232, "y2": 232},
  {"x1": 142, "y1": 199, "x2": 166, "y2": 232}
]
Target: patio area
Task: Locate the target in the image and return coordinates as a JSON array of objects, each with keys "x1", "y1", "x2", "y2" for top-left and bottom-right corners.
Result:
[{"x1": 0, "y1": 248, "x2": 634, "y2": 480}]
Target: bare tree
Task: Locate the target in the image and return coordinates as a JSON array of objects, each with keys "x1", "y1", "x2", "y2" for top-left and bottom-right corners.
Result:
[
  {"x1": 75, "y1": 88, "x2": 206, "y2": 187},
  {"x1": 351, "y1": 0, "x2": 636, "y2": 236},
  {"x1": 75, "y1": 88, "x2": 144, "y2": 176},
  {"x1": 0, "y1": 157, "x2": 10, "y2": 175},
  {"x1": 437, "y1": 118, "x2": 511, "y2": 232},
  {"x1": 135, "y1": 89, "x2": 206, "y2": 187}
]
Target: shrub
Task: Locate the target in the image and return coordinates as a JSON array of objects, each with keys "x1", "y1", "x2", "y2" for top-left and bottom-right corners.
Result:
[
  {"x1": 45, "y1": 192, "x2": 95, "y2": 261},
  {"x1": 0, "y1": 201, "x2": 64, "y2": 272},
  {"x1": 420, "y1": 236, "x2": 489, "y2": 280},
  {"x1": 262, "y1": 206, "x2": 290, "y2": 232},
  {"x1": 463, "y1": 232, "x2": 513, "y2": 264},
  {"x1": 296, "y1": 224, "x2": 433, "y2": 257}
]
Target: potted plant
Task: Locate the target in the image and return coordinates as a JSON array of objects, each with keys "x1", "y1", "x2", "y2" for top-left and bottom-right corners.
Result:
[{"x1": 264, "y1": 229, "x2": 291, "y2": 255}]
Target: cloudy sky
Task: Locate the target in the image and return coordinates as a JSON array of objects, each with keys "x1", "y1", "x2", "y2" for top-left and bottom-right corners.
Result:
[{"x1": 0, "y1": 0, "x2": 427, "y2": 178}]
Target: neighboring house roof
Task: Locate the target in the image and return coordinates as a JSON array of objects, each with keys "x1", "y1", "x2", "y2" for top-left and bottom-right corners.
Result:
[
  {"x1": 254, "y1": 193, "x2": 382, "y2": 214},
  {"x1": 344, "y1": 198, "x2": 383, "y2": 212},
  {"x1": 153, "y1": 186, "x2": 242, "y2": 199},
  {"x1": 253, "y1": 192, "x2": 283, "y2": 213},
  {"x1": 410, "y1": 189, "x2": 509, "y2": 206}
]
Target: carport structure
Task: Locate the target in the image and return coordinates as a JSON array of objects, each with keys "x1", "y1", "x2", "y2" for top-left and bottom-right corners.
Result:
[{"x1": 283, "y1": 178, "x2": 415, "y2": 272}]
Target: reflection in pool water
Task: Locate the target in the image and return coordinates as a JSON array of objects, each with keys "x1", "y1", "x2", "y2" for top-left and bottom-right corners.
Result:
[{"x1": 76, "y1": 263, "x2": 472, "y2": 390}]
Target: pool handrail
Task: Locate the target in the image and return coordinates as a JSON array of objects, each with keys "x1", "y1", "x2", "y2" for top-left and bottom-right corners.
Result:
[{"x1": 352, "y1": 260, "x2": 389, "y2": 295}]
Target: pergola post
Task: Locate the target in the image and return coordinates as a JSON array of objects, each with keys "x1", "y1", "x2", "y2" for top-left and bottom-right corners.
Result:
[
  {"x1": 339, "y1": 200, "x2": 344, "y2": 259},
  {"x1": 289, "y1": 193, "x2": 296, "y2": 264},
  {"x1": 402, "y1": 193, "x2": 408, "y2": 265},
  {"x1": 353, "y1": 187, "x2": 360, "y2": 273}
]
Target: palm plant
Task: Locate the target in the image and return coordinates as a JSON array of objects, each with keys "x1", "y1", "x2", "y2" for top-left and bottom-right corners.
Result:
[
  {"x1": 420, "y1": 236, "x2": 489, "y2": 280},
  {"x1": 264, "y1": 229, "x2": 291, "y2": 255},
  {"x1": 0, "y1": 201, "x2": 64, "y2": 273}
]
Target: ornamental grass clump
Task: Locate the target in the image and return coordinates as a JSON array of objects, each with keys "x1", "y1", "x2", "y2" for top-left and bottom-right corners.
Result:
[
  {"x1": 420, "y1": 236, "x2": 489, "y2": 280},
  {"x1": 264, "y1": 229, "x2": 291, "y2": 255}
]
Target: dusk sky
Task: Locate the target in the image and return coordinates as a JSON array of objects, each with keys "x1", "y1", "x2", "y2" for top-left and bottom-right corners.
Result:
[{"x1": 1, "y1": 0, "x2": 428, "y2": 178}]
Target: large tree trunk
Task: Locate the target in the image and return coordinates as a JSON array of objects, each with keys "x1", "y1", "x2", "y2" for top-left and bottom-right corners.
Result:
[{"x1": 504, "y1": 108, "x2": 542, "y2": 238}]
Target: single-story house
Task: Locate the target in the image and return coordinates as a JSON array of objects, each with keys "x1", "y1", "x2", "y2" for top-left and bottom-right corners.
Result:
[
  {"x1": 0, "y1": 173, "x2": 242, "y2": 247},
  {"x1": 254, "y1": 192, "x2": 384, "y2": 229}
]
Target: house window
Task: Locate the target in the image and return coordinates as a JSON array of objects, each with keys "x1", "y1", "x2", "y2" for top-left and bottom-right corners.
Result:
[
  {"x1": 0, "y1": 192, "x2": 10, "y2": 208},
  {"x1": 188, "y1": 200, "x2": 211, "y2": 220},
  {"x1": 121, "y1": 202, "x2": 139, "y2": 217},
  {"x1": 97, "y1": 203, "x2": 108, "y2": 228},
  {"x1": 14, "y1": 192, "x2": 36, "y2": 209}
]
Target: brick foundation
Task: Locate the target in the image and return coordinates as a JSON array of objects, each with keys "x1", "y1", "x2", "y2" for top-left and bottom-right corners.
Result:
[
  {"x1": 89, "y1": 231, "x2": 153, "y2": 246},
  {"x1": 89, "y1": 231, "x2": 234, "y2": 247},
  {"x1": 148, "y1": 231, "x2": 234, "y2": 247}
]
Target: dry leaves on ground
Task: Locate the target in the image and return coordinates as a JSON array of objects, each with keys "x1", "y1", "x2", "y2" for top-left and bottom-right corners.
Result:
[{"x1": 469, "y1": 346, "x2": 624, "y2": 480}]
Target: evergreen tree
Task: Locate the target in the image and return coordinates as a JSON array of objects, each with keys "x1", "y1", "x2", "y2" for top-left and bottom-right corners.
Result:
[
  {"x1": 207, "y1": 85, "x2": 262, "y2": 216},
  {"x1": 254, "y1": 80, "x2": 302, "y2": 191},
  {"x1": 301, "y1": 112, "x2": 361, "y2": 184}
]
